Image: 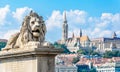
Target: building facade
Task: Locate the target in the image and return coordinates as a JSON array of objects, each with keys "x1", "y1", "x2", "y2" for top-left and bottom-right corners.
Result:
[
  {"x1": 91, "y1": 32, "x2": 120, "y2": 53},
  {"x1": 55, "y1": 66, "x2": 77, "y2": 72},
  {"x1": 96, "y1": 62, "x2": 120, "y2": 72}
]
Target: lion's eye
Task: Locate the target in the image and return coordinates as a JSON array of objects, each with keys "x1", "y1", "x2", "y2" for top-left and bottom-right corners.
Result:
[{"x1": 31, "y1": 21, "x2": 35, "y2": 24}]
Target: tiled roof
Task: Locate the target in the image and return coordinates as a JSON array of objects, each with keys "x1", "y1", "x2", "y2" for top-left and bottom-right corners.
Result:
[
  {"x1": 77, "y1": 36, "x2": 90, "y2": 42},
  {"x1": 56, "y1": 54, "x2": 120, "y2": 67}
]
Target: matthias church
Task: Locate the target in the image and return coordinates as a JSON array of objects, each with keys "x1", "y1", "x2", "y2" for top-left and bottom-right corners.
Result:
[{"x1": 58, "y1": 11, "x2": 120, "y2": 53}]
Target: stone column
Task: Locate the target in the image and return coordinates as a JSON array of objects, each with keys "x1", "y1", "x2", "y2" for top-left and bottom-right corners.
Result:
[{"x1": 0, "y1": 47, "x2": 63, "y2": 72}]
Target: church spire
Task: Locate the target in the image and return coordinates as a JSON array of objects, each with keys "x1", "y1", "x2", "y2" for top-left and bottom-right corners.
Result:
[
  {"x1": 112, "y1": 32, "x2": 117, "y2": 38},
  {"x1": 62, "y1": 11, "x2": 68, "y2": 43},
  {"x1": 72, "y1": 32, "x2": 75, "y2": 38},
  {"x1": 63, "y1": 11, "x2": 67, "y2": 23},
  {"x1": 80, "y1": 29, "x2": 82, "y2": 37}
]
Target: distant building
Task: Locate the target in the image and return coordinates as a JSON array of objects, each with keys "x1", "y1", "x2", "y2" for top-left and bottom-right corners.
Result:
[
  {"x1": 77, "y1": 35, "x2": 90, "y2": 49},
  {"x1": 96, "y1": 62, "x2": 120, "y2": 72},
  {"x1": 0, "y1": 39, "x2": 7, "y2": 50},
  {"x1": 76, "y1": 64, "x2": 90, "y2": 72},
  {"x1": 91, "y1": 32, "x2": 120, "y2": 53},
  {"x1": 58, "y1": 11, "x2": 91, "y2": 53},
  {"x1": 56, "y1": 54, "x2": 120, "y2": 72},
  {"x1": 65, "y1": 32, "x2": 91, "y2": 52},
  {"x1": 55, "y1": 54, "x2": 78, "y2": 72},
  {"x1": 55, "y1": 66, "x2": 77, "y2": 72}
]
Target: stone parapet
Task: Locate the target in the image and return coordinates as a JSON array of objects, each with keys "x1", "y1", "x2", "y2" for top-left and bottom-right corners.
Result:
[{"x1": 0, "y1": 47, "x2": 63, "y2": 72}]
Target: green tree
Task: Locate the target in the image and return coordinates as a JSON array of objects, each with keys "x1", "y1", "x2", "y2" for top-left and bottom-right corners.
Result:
[
  {"x1": 112, "y1": 51, "x2": 119, "y2": 57},
  {"x1": 0, "y1": 42, "x2": 7, "y2": 50},
  {"x1": 77, "y1": 49, "x2": 87, "y2": 55},
  {"x1": 90, "y1": 68, "x2": 96, "y2": 72},
  {"x1": 117, "y1": 51, "x2": 120, "y2": 57},
  {"x1": 88, "y1": 49, "x2": 93, "y2": 55},
  {"x1": 103, "y1": 51, "x2": 113, "y2": 58},
  {"x1": 53, "y1": 42, "x2": 70, "y2": 54},
  {"x1": 81, "y1": 69, "x2": 87, "y2": 72},
  {"x1": 72, "y1": 57, "x2": 79, "y2": 64},
  {"x1": 103, "y1": 51, "x2": 120, "y2": 58},
  {"x1": 91, "y1": 51, "x2": 101, "y2": 56}
]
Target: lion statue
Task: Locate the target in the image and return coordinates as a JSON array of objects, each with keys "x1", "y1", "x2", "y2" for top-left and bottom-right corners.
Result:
[{"x1": 3, "y1": 11, "x2": 52, "y2": 50}]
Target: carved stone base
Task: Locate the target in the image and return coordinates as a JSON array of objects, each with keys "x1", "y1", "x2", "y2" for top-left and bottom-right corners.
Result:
[{"x1": 0, "y1": 47, "x2": 63, "y2": 72}]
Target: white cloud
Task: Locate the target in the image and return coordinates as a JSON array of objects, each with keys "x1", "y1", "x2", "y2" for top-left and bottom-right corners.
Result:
[
  {"x1": 3, "y1": 29, "x2": 19, "y2": 39},
  {"x1": 46, "y1": 10, "x2": 63, "y2": 30},
  {"x1": 12, "y1": 7, "x2": 32, "y2": 22},
  {"x1": 112, "y1": 13, "x2": 120, "y2": 23},
  {"x1": 96, "y1": 20, "x2": 110, "y2": 28},
  {"x1": 46, "y1": 10, "x2": 87, "y2": 31},
  {"x1": 100, "y1": 13, "x2": 120, "y2": 30},
  {"x1": 92, "y1": 28, "x2": 101, "y2": 35},
  {"x1": 101, "y1": 13, "x2": 113, "y2": 20},
  {"x1": 68, "y1": 28, "x2": 80, "y2": 38},
  {"x1": 0, "y1": 5, "x2": 10, "y2": 25},
  {"x1": 0, "y1": 5, "x2": 32, "y2": 39},
  {"x1": 86, "y1": 12, "x2": 120, "y2": 38},
  {"x1": 99, "y1": 30, "x2": 112, "y2": 37},
  {"x1": 67, "y1": 10, "x2": 87, "y2": 25}
]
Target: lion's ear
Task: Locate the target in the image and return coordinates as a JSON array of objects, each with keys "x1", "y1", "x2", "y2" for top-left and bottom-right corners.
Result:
[{"x1": 30, "y1": 10, "x2": 33, "y2": 15}]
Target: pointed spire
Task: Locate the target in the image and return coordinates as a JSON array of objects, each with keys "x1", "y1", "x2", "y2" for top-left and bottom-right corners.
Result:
[
  {"x1": 62, "y1": 10, "x2": 68, "y2": 43},
  {"x1": 80, "y1": 29, "x2": 82, "y2": 37},
  {"x1": 72, "y1": 32, "x2": 75, "y2": 38},
  {"x1": 63, "y1": 11, "x2": 67, "y2": 23},
  {"x1": 112, "y1": 32, "x2": 117, "y2": 38}
]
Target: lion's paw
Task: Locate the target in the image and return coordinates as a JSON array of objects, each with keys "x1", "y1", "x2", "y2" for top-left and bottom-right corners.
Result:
[{"x1": 42, "y1": 41, "x2": 54, "y2": 48}]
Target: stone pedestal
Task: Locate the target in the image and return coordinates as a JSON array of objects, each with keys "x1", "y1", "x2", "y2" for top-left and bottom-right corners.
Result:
[{"x1": 0, "y1": 47, "x2": 63, "y2": 72}]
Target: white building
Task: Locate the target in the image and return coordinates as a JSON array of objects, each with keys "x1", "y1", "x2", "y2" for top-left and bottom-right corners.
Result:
[
  {"x1": 91, "y1": 32, "x2": 120, "y2": 53},
  {"x1": 55, "y1": 66, "x2": 77, "y2": 72},
  {"x1": 96, "y1": 62, "x2": 120, "y2": 72}
]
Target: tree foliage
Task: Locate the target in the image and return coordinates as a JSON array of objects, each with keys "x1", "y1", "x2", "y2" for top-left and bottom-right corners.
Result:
[
  {"x1": 90, "y1": 68, "x2": 96, "y2": 72},
  {"x1": 77, "y1": 49, "x2": 87, "y2": 55},
  {"x1": 0, "y1": 42, "x2": 7, "y2": 50},
  {"x1": 53, "y1": 42, "x2": 70, "y2": 54},
  {"x1": 77, "y1": 49, "x2": 100, "y2": 56},
  {"x1": 103, "y1": 51, "x2": 120, "y2": 58},
  {"x1": 72, "y1": 57, "x2": 80, "y2": 64}
]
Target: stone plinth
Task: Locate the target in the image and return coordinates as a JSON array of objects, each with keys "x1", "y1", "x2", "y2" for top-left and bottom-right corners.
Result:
[{"x1": 0, "y1": 47, "x2": 63, "y2": 72}]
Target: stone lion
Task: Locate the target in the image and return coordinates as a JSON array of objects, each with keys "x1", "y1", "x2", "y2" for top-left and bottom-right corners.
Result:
[{"x1": 3, "y1": 11, "x2": 52, "y2": 50}]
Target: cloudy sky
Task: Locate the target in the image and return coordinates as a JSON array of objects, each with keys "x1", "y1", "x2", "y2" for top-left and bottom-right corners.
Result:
[{"x1": 0, "y1": 0, "x2": 120, "y2": 43}]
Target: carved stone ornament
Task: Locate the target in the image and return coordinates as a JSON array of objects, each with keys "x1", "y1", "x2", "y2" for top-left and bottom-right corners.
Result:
[{"x1": 3, "y1": 11, "x2": 53, "y2": 50}]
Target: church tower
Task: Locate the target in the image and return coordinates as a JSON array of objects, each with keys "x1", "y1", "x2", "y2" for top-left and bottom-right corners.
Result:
[{"x1": 62, "y1": 11, "x2": 68, "y2": 43}]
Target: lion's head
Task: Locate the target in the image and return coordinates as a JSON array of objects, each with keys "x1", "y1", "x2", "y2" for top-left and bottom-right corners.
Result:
[{"x1": 21, "y1": 11, "x2": 46, "y2": 43}]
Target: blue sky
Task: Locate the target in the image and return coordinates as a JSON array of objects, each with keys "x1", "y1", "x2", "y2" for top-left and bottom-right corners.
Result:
[{"x1": 0, "y1": 0, "x2": 120, "y2": 42}]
